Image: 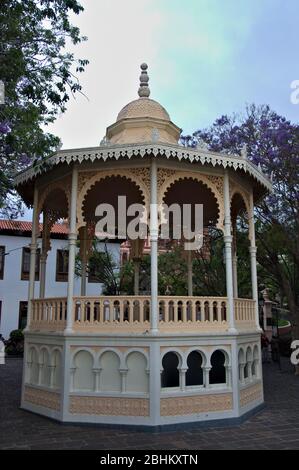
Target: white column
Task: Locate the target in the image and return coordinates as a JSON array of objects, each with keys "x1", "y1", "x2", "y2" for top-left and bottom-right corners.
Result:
[
  {"x1": 180, "y1": 368, "x2": 187, "y2": 391},
  {"x1": 249, "y1": 190, "x2": 260, "y2": 330},
  {"x1": 80, "y1": 226, "x2": 87, "y2": 297},
  {"x1": 39, "y1": 210, "x2": 48, "y2": 298},
  {"x1": 65, "y1": 166, "x2": 78, "y2": 333},
  {"x1": 187, "y1": 250, "x2": 193, "y2": 296},
  {"x1": 150, "y1": 159, "x2": 159, "y2": 334},
  {"x1": 203, "y1": 366, "x2": 211, "y2": 388},
  {"x1": 134, "y1": 259, "x2": 140, "y2": 295},
  {"x1": 223, "y1": 171, "x2": 236, "y2": 332},
  {"x1": 26, "y1": 185, "x2": 39, "y2": 331},
  {"x1": 232, "y1": 222, "x2": 238, "y2": 298}
]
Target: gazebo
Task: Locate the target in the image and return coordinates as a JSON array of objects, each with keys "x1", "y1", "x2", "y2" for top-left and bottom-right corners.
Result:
[{"x1": 14, "y1": 64, "x2": 272, "y2": 427}]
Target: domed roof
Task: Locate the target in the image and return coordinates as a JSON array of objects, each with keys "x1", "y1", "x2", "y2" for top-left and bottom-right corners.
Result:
[
  {"x1": 117, "y1": 97, "x2": 170, "y2": 122},
  {"x1": 106, "y1": 63, "x2": 181, "y2": 145}
]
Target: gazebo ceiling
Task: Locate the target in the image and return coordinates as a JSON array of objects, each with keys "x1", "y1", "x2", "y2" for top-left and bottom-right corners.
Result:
[
  {"x1": 82, "y1": 176, "x2": 145, "y2": 228},
  {"x1": 163, "y1": 178, "x2": 219, "y2": 229}
]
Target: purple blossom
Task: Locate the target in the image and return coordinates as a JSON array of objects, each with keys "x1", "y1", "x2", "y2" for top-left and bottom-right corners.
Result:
[{"x1": 0, "y1": 121, "x2": 11, "y2": 134}]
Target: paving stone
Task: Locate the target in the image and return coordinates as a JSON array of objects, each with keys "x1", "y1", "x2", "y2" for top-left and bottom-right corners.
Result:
[{"x1": 0, "y1": 357, "x2": 299, "y2": 449}]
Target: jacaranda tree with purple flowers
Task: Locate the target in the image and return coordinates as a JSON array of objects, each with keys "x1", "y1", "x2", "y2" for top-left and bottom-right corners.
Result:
[
  {"x1": 0, "y1": 0, "x2": 88, "y2": 217},
  {"x1": 182, "y1": 104, "x2": 299, "y2": 366}
]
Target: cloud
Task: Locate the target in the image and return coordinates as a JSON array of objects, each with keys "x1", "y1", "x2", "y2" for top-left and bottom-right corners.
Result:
[{"x1": 46, "y1": 0, "x2": 299, "y2": 148}]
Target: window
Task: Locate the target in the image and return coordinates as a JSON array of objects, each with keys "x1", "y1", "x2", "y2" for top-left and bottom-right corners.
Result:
[
  {"x1": 161, "y1": 352, "x2": 180, "y2": 388},
  {"x1": 209, "y1": 350, "x2": 226, "y2": 385},
  {"x1": 56, "y1": 249, "x2": 69, "y2": 282},
  {"x1": 0, "y1": 246, "x2": 5, "y2": 280},
  {"x1": 21, "y1": 247, "x2": 40, "y2": 281},
  {"x1": 18, "y1": 301, "x2": 28, "y2": 330},
  {"x1": 186, "y1": 351, "x2": 203, "y2": 386}
]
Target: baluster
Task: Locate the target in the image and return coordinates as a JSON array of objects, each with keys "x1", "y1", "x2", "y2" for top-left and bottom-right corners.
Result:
[
  {"x1": 109, "y1": 301, "x2": 113, "y2": 322},
  {"x1": 174, "y1": 301, "x2": 178, "y2": 323},
  {"x1": 182, "y1": 301, "x2": 187, "y2": 323},
  {"x1": 164, "y1": 300, "x2": 169, "y2": 323},
  {"x1": 99, "y1": 300, "x2": 104, "y2": 323},
  {"x1": 90, "y1": 301, "x2": 94, "y2": 324},
  {"x1": 119, "y1": 299, "x2": 123, "y2": 323},
  {"x1": 63, "y1": 300, "x2": 67, "y2": 323},
  {"x1": 129, "y1": 301, "x2": 133, "y2": 324},
  {"x1": 217, "y1": 301, "x2": 221, "y2": 322},
  {"x1": 191, "y1": 300, "x2": 196, "y2": 322}
]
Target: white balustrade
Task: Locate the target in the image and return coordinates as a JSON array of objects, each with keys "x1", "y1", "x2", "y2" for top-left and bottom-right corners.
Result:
[{"x1": 29, "y1": 296, "x2": 256, "y2": 332}]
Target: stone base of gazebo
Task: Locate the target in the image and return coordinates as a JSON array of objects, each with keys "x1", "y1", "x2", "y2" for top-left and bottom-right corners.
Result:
[{"x1": 21, "y1": 320, "x2": 263, "y2": 427}]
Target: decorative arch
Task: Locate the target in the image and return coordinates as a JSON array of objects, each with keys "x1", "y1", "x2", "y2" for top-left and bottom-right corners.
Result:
[
  {"x1": 97, "y1": 347, "x2": 124, "y2": 368},
  {"x1": 230, "y1": 183, "x2": 250, "y2": 217},
  {"x1": 73, "y1": 350, "x2": 94, "y2": 391},
  {"x1": 27, "y1": 346, "x2": 39, "y2": 385},
  {"x1": 238, "y1": 347, "x2": 245, "y2": 363},
  {"x1": 77, "y1": 170, "x2": 150, "y2": 229},
  {"x1": 71, "y1": 347, "x2": 96, "y2": 367},
  {"x1": 124, "y1": 348, "x2": 149, "y2": 370},
  {"x1": 36, "y1": 180, "x2": 71, "y2": 254},
  {"x1": 51, "y1": 348, "x2": 62, "y2": 389},
  {"x1": 209, "y1": 349, "x2": 229, "y2": 385},
  {"x1": 39, "y1": 347, "x2": 50, "y2": 387},
  {"x1": 184, "y1": 347, "x2": 207, "y2": 368},
  {"x1": 125, "y1": 351, "x2": 149, "y2": 393},
  {"x1": 99, "y1": 350, "x2": 122, "y2": 392},
  {"x1": 158, "y1": 171, "x2": 224, "y2": 231},
  {"x1": 161, "y1": 350, "x2": 182, "y2": 388},
  {"x1": 185, "y1": 350, "x2": 205, "y2": 387},
  {"x1": 37, "y1": 179, "x2": 71, "y2": 220},
  {"x1": 208, "y1": 346, "x2": 231, "y2": 368}
]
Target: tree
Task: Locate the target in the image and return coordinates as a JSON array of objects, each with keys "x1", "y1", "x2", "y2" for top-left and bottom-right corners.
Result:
[
  {"x1": 0, "y1": 0, "x2": 88, "y2": 217},
  {"x1": 182, "y1": 104, "x2": 299, "y2": 369},
  {"x1": 76, "y1": 242, "x2": 120, "y2": 295}
]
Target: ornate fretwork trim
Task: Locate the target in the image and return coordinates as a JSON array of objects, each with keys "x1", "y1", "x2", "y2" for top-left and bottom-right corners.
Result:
[
  {"x1": 77, "y1": 169, "x2": 150, "y2": 229},
  {"x1": 69, "y1": 396, "x2": 149, "y2": 416},
  {"x1": 158, "y1": 171, "x2": 224, "y2": 231},
  {"x1": 240, "y1": 383, "x2": 262, "y2": 408},
  {"x1": 230, "y1": 181, "x2": 251, "y2": 217},
  {"x1": 14, "y1": 142, "x2": 272, "y2": 192},
  {"x1": 24, "y1": 386, "x2": 61, "y2": 411},
  {"x1": 160, "y1": 393, "x2": 233, "y2": 416}
]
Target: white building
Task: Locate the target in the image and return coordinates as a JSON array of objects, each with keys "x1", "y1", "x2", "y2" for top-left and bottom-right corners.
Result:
[{"x1": 0, "y1": 220, "x2": 119, "y2": 338}]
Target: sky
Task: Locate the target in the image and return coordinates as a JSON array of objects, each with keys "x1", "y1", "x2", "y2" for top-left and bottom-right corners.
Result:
[{"x1": 46, "y1": 0, "x2": 299, "y2": 150}]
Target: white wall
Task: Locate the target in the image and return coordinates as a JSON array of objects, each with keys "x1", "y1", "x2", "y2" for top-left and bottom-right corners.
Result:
[{"x1": 0, "y1": 234, "x2": 120, "y2": 337}]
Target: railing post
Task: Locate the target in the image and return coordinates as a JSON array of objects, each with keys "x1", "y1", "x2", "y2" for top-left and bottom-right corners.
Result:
[{"x1": 65, "y1": 166, "x2": 78, "y2": 334}]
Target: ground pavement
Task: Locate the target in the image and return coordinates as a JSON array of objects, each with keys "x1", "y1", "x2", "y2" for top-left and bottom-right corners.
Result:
[{"x1": 0, "y1": 357, "x2": 299, "y2": 450}]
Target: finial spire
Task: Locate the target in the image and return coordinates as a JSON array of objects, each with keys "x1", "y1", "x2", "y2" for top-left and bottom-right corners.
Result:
[{"x1": 138, "y1": 63, "x2": 150, "y2": 98}]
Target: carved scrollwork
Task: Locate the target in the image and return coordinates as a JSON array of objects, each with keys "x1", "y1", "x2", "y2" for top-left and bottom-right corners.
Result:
[
  {"x1": 158, "y1": 170, "x2": 224, "y2": 231},
  {"x1": 77, "y1": 169, "x2": 150, "y2": 229},
  {"x1": 37, "y1": 177, "x2": 71, "y2": 250}
]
